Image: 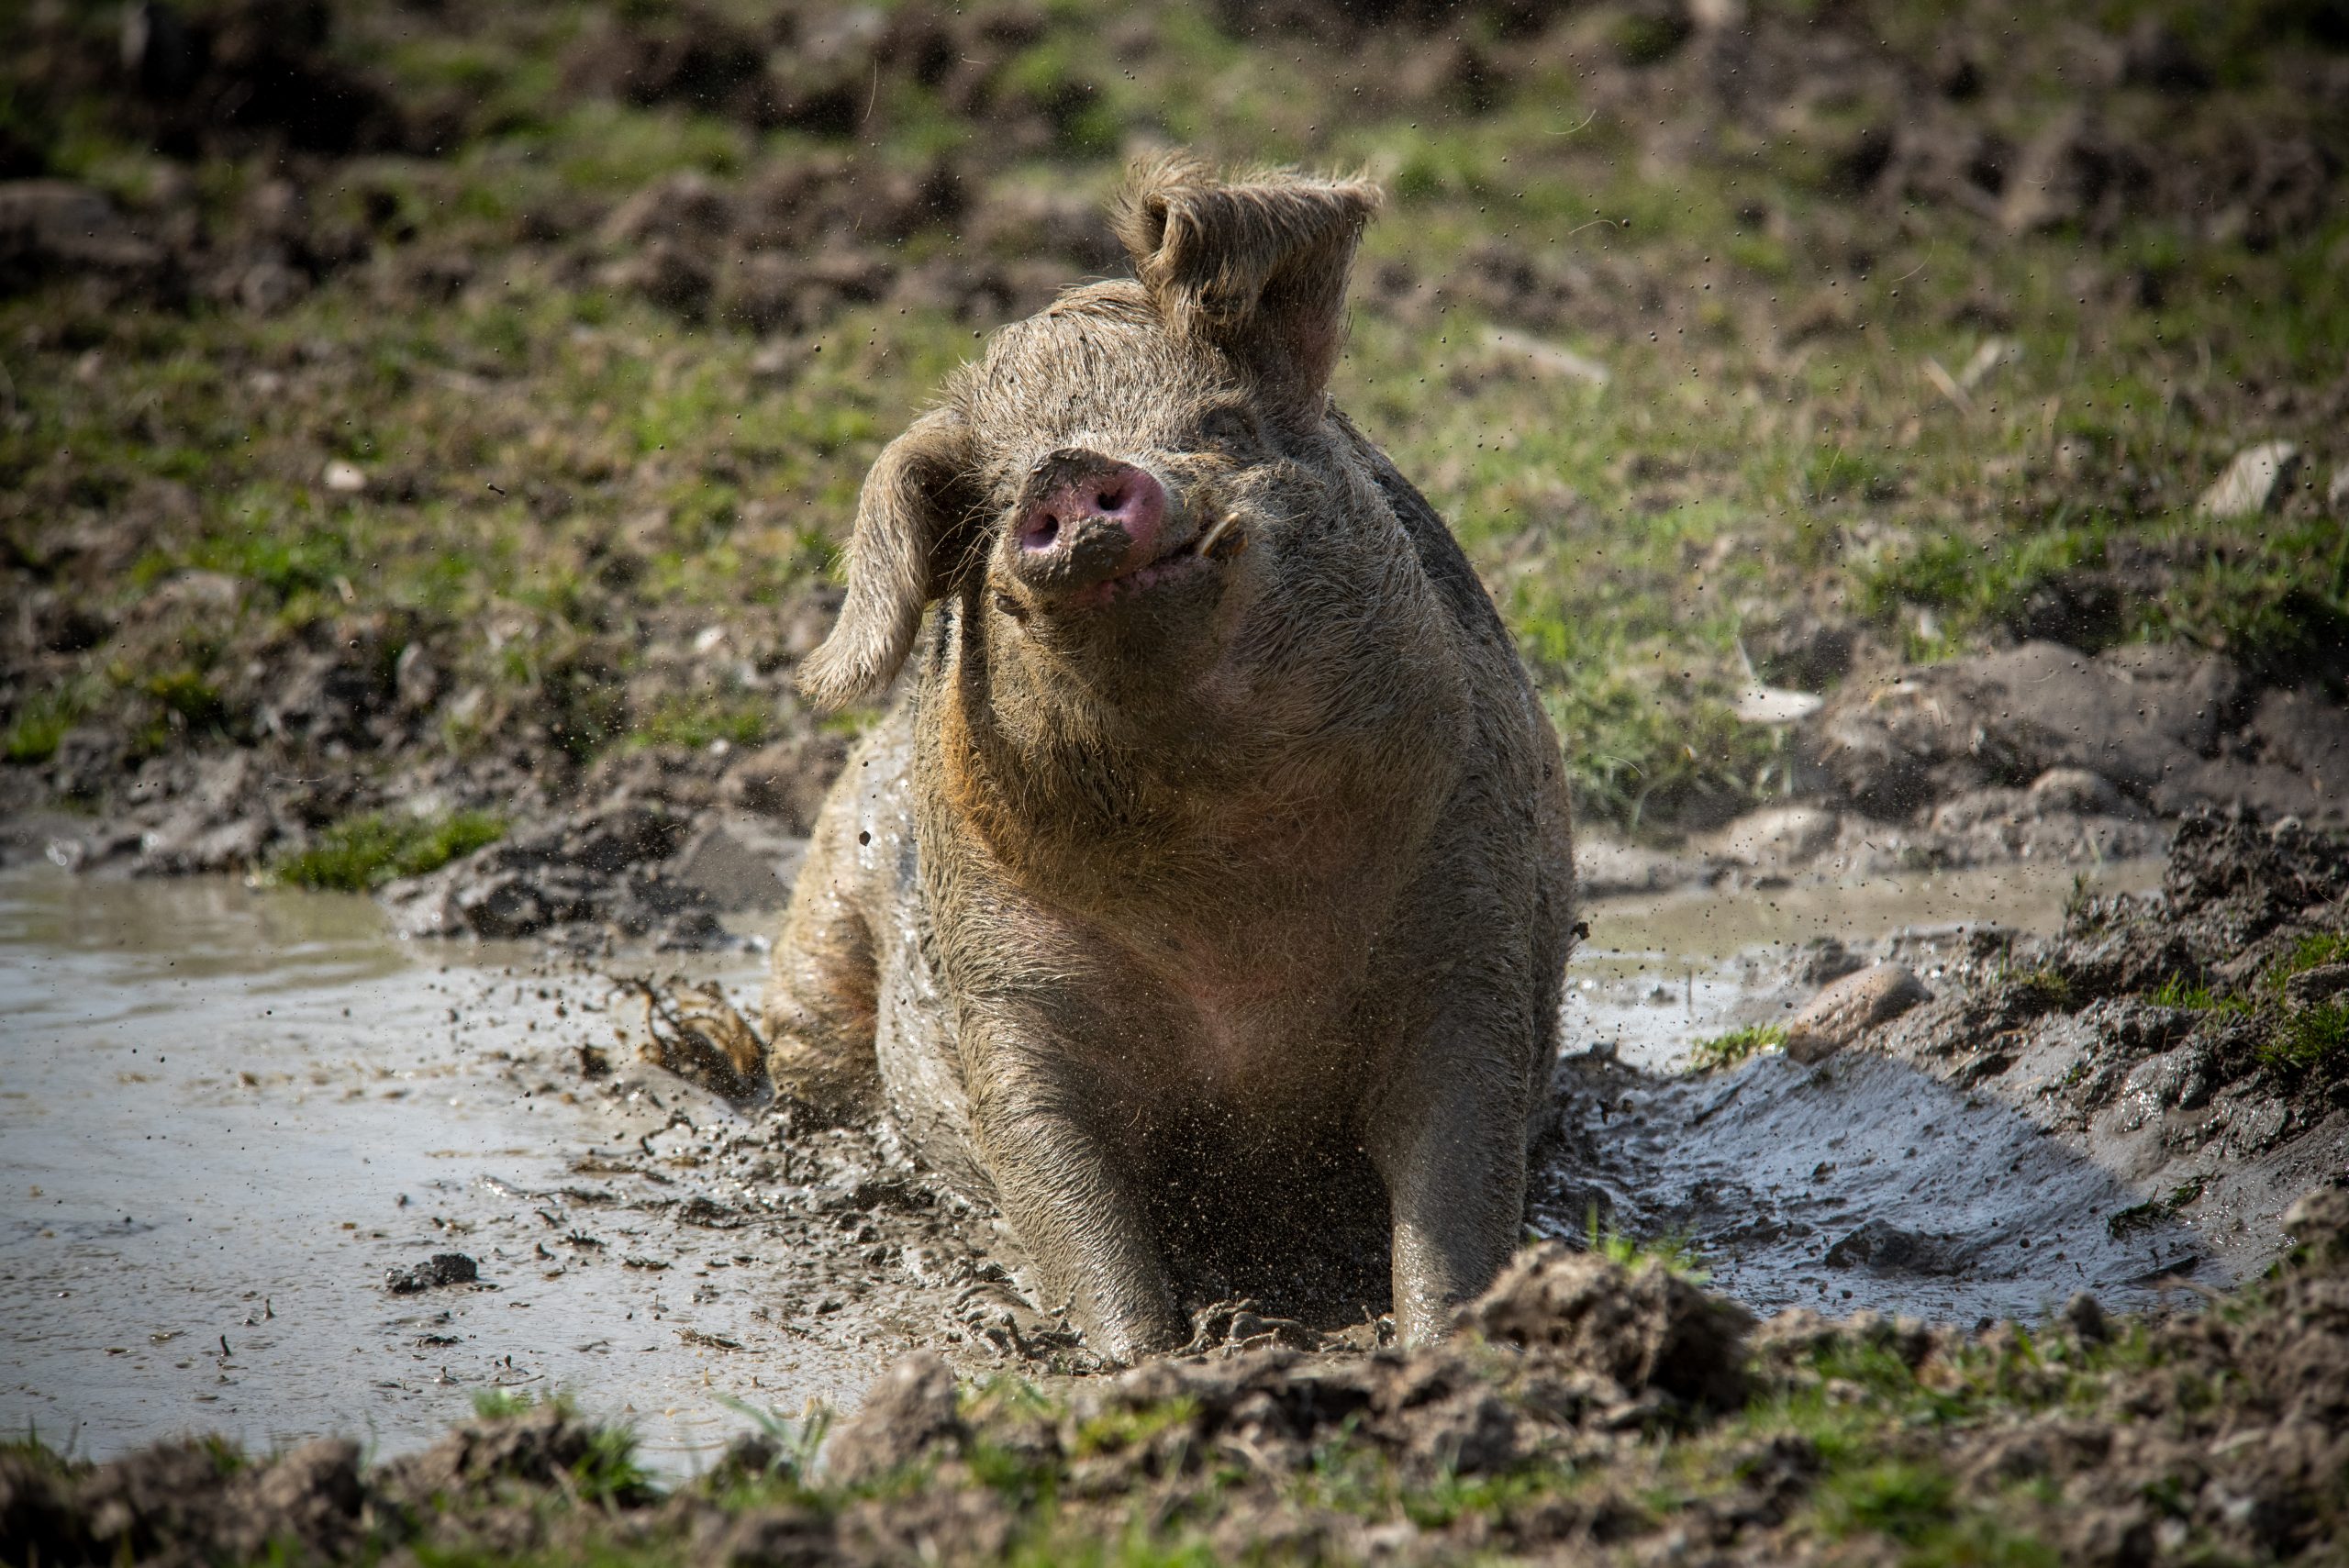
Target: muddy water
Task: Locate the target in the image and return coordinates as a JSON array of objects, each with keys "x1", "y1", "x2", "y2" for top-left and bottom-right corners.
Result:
[
  {"x1": 0, "y1": 865, "x2": 907, "y2": 1474},
  {"x1": 1567, "y1": 859, "x2": 2159, "y2": 1071},
  {"x1": 3, "y1": 855, "x2": 2183, "y2": 1470}
]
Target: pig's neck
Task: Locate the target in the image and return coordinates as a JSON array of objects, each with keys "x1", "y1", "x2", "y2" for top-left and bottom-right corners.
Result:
[{"x1": 931, "y1": 561, "x2": 1465, "y2": 911}]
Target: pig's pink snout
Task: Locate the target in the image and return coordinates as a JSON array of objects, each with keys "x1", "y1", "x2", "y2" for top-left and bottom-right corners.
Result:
[{"x1": 1017, "y1": 460, "x2": 1165, "y2": 562}]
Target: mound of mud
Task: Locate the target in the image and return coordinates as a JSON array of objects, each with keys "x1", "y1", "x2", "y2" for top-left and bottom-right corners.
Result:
[
  {"x1": 11, "y1": 1196, "x2": 2349, "y2": 1565},
  {"x1": 1865, "y1": 816, "x2": 2349, "y2": 1256},
  {"x1": 1548, "y1": 816, "x2": 2349, "y2": 1319}
]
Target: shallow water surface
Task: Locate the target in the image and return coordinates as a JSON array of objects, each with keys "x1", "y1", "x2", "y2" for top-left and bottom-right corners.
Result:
[
  {"x1": 0, "y1": 865, "x2": 863, "y2": 1473},
  {"x1": 2, "y1": 855, "x2": 2176, "y2": 1468}
]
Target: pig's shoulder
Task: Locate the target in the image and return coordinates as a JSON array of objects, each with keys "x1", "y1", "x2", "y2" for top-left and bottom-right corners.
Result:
[{"x1": 1330, "y1": 411, "x2": 1508, "y2": 648}]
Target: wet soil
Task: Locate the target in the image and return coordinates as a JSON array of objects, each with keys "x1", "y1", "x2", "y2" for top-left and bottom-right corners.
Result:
[
  {"x1": 8, "y1": 805, "x2": 2349, "y2": 1562},
  {"x1": 10, "y1": 1199, "x2": 2349, "y2": 1566},
  {"x1": 6, "y1": 820, "x2": 2326, "y2": 1463}
]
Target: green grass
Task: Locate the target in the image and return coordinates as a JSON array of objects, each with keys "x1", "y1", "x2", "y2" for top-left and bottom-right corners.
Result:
[
  {"x1": 2260, "y1": 1000, "x2": 2349, "y2": 1080},
  {"x1": 1586, "y1": 1209, "x2": 1709, "y2": 1281},
  {"x1": 3, "y1": 687, "x2": 82, "y2": 763},
  {"x1": 272, "y1": 809, "x2": 507, "y2": 892},
  {"x1": 711, "y1": 1395, "x2": 832, "y2": 1486},
  {"x1": 2151, "y1": 972, "x2": 2221, "y2": 1009},
  {"x1": 471, "y1": 1387, "x2": 539, "y2": 1420},
  {"x1": 1812, "y1": 1460, "x2": 1959, "y2": 1545},
  {"x1": 2005, "y1": 968, "x2": 2074, "y2": 1013},
  {"x1": 1071, "y1": 1396, "x2": 1200, "y2": 1461},
  {"x1": 1689, "y1": 1022, "x2": 1787, "y2": 1073},
  {"x1": 2274, "y1": 932, "x2": 2349, "y2": 991},
  {"x1": 629, "y1": 693, "x2": 774, "y2": 752}
]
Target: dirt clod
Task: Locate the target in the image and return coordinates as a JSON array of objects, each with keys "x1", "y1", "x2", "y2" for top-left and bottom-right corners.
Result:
[
  {"x1": 1783, "y1": 962, "x2": 1930, "y2": 1062},
  {"x1": 1462, "y1": 1243, "x2": 1753, "y2": 1413},
  {"x1": 383, "y1": 1252, "x2": 477, "y2": 1294},
  {"x1": 818, "y1": 1352, "x2": 964, "y2": 1485}
]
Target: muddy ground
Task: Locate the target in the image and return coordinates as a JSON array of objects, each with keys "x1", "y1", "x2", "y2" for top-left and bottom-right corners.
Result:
[{"x1": 7, "y1": 784, "x2": 2349, "y2": 1562}]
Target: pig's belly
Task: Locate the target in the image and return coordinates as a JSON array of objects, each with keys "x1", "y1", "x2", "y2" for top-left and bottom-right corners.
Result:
[{"x1": 872, "y1": 886, "x2": 987, "y2": 1198}]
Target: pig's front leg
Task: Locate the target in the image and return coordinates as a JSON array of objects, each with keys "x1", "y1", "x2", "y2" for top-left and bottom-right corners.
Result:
[
  {"x1": 1367, "y1": 1041, "x2": 1535, "y2": 1346},
  {"x1": 963, "y1": 1023, "x2": 1185, "y2": 1362}
]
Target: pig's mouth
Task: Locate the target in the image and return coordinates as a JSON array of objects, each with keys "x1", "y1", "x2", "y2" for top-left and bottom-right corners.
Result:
[{"x1": 1060, "y1": 512, "x2": 1243, "y2": 612}]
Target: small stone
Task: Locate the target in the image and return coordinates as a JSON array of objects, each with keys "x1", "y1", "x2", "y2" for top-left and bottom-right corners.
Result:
[
  {"x1": 1784, "y1": 962, "x2": 1931, "y2": 1063},
  {"x1": 385, "y1": 1252, "x2": 478, "y2": 1294},
  {"x1": 2283, "y1": 962, "x2": 2349, "y2": 1010},
  {"x1": 2197, "y1": 440, "x2": 2300, "y2": 518},
  {"x1": 2061, "y1": 1291, "x2": 2108, "y2": 1343},
  {"x1": 322, "y1": 460, "x2": 366, "y2": 493}
]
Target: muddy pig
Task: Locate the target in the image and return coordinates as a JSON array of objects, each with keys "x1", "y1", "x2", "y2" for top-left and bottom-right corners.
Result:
[{"x1": 764, "y1": 156, "x2": 1575, "y2": 1359}]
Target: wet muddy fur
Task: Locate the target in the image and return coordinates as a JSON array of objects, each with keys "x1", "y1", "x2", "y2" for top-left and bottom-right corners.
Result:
[{"x1": 764, "y1": 158, "x2": 1576, "y2": 1361}]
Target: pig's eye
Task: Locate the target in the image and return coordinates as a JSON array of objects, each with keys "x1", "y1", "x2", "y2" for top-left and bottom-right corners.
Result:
[{"x1": 1192, "y1": 406, "x2": 1261, "y2": 456}]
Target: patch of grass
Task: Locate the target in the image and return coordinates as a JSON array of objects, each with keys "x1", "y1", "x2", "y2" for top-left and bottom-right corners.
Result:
[
  {"x1": 2151, "y1": 972, "x2": 2225, "y2": 1010},
  {"x1": 1002, "y1": 1522, "x2": 1222, "y2": 1568},
  {"x1": 191, "y1": 520, "x2": 354, "y2": 604},
  {"x1": 1586, "y1": 1208, "x2": 1708, "y2": 1282},
  {"x1": 572, "y1": 1424, "x2": 653, "y2": 1507},
  {"x1": 1072, "y1": 1396, "x2": 1198, "y2": 1460},
  {"x1": 2275, "y1": 931, "x2": 2349, "y2": 990},
  {"x1": 630, "y1": 693, "x2": 774, "y2": 752},
  {"x1": 472, "y1": 1387, "x2": 538, "y2": 1420},
  {"x1": 1398, "y1": 1462, "x2": 1578, "y2": 1530},
  {"x1": 711, "y1": 1396, "x2": 831, "y2": 1487},
  {"x1": 1802, "y1": 444, "x2": 1898, "y2": 505},
  {"x1": 273, "y1": 809, "x2": 506, "y2": 893},
  {"x1": 1855, "y1": 518, "x2": 2119, "y2": 650},
  {"x1": 1689, "y1": 1022, "x2": 1786, "y2": 1073},
  {"x1": 3, "y1": 687, "x2": 83, "y2": 763},
  {"x1": 2259, "y1": 1000, "x2": 2349, "y2": 1081},
  {"x1": 1812, "y1": 1460, "x2": 1957, "y2": 1545},
  {"x1": 965, "y1": 1436, "x2": 1061, "y2": 1509},
  {"x1": 2006, "y1": 967, "x2": 2074, "y2": 1013},
  {"x1": 140, "y1": 669, "x2": 230, "y2": 736}
]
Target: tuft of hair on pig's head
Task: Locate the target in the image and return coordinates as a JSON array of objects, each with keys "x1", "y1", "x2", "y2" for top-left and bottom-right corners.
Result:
[{"x1": 797, "y1": 154, "x2": 1384, "y2": 711}]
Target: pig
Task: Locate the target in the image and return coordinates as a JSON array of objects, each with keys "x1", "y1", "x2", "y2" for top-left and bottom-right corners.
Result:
[{"x1": 763, "y1": 156, "x2": 1575, "y2": 1360}]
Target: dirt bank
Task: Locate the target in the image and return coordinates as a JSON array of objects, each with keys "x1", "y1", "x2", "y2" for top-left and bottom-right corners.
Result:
[{"x1": 1540, "y1": 816, "x2": 2349, "y2": 1322}]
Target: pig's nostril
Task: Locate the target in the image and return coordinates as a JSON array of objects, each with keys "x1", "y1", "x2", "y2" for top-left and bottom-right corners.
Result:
[
  {"x1": 1096, "y1": 490, "x2": 1120, "y2": 511},
  {"x1": 1022, "y1": 516, "x2": 1061, "y2": 550}
]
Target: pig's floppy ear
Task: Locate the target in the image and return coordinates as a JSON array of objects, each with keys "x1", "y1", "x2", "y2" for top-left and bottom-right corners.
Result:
[
  {"x1": 1113, "y1": 156, "x2": 1383, "y2": 421},
  {"x1": 797, "y1": 407, "x2": 978, "y2": 710}
]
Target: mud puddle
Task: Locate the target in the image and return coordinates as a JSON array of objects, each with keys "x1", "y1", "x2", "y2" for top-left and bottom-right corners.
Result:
[
  {"x1": 4, "y1": 854, "x2": 2180, "y2": 1472},
  {"x1": 1566, "y1": 856, "x2": 2163, "y2": 1071},
  {"x1": 0, "y1": 864, "x2": 1017, "y2": 1477}
]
